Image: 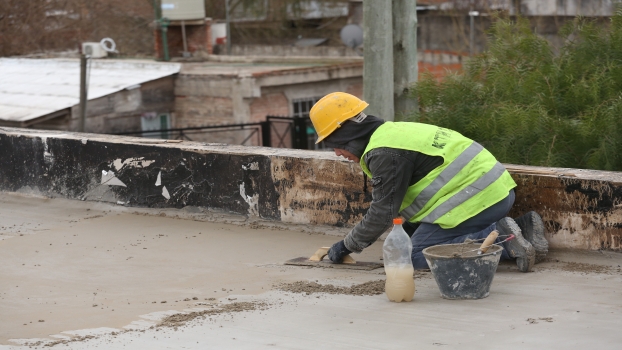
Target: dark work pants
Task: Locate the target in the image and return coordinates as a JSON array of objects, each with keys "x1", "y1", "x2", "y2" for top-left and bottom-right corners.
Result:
[{"x1": 404, "y1": 190, "x2": 515, "y2": 270}]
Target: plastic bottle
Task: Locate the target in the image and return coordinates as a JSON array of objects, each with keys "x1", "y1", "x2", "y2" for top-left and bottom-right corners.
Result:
[{"x1": 383, "y1": 217, "x2": 415, "y2": 302}]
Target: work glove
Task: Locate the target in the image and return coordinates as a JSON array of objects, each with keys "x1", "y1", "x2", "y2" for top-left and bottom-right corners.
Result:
[{"x1": 327, "y1": 240, "x2": 352, "y2": 263}]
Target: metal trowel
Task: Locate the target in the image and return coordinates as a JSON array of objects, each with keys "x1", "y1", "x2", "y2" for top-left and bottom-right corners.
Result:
[
  {"x1": 309, "y1": 246, "x2": 356, "y2": 264},
  {"x1": 284, "y1": 246, "x2": 383, "y2": 270}
]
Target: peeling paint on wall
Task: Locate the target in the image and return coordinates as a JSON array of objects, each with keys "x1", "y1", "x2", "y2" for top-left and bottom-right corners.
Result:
[
  {"x1": 112, "y1": 157, "x2": 155, "y2": 171},
  {"x1": 2, "y1": 129, "x2": 621, "y2": 252},
  {"x1": 239, "y1": 182, "x2": 259, "y2": 217},
  {"x1": 270, "y1": 156, "x2": 370, "y2": 226},
  {"x1": 101, "y1": 170, "x2": 127, "y2": 187},
  {"x1": 510, "y1": 173, "x2": 622, "y2": 250},
  {"x1": 242, "y1": 162, "x2": 259, "y2": 171},
  {"x1": 162, "y1": 186, "x2": 170, "y2": 199},
  {"x1": 41, "y1": 137, "x2": 54, "y2": 166}
]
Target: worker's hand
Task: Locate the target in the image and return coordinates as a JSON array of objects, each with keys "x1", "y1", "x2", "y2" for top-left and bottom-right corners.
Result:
[{"x1": 327, "y1": 240, "x2": 352, "y2": 263}]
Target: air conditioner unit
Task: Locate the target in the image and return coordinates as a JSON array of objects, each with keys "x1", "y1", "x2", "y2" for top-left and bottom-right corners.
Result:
[
  {"x1": 82, "y1": 42, "x2": 107, "y2": 58},
  {"x1": 161, "y1": 0, "x2": 205, "y2": 21}
]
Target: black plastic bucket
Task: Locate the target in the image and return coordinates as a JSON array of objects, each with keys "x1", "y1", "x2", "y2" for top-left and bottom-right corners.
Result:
[{"x1": 422, "y1": 243, "x2": 503, "y2": 300}]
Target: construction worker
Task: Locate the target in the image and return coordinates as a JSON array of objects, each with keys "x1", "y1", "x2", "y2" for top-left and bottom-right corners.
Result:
[{"x1": 309, "y1": 92, "x2": 549, "y2": 272}]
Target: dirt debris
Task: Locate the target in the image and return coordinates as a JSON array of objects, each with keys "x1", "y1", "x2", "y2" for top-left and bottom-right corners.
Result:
[
  {"x1": 24, "y1": 301, "x2": 268, "y2": 347},
  {"x1": 560, "y1": 262, "x2": 615, "y2": 274},
  {"x1": 277, "y1": 280, "x2": 385, "y2": 296},
  {"x1": 249, "y1": 222, "x2": 269, "y2": 230},
  {"x1": 539, "y1": 259, "x2": 619, "y2": 274},
  {"x1": 527, "y1": 317, "x2": 554, "y2": 324},
  {"x1": 26, "y1": 334, "x2": 98, "y2": 348},
  {"x1": 158, "y1": 301, "x2": 269, "y2": 329}
]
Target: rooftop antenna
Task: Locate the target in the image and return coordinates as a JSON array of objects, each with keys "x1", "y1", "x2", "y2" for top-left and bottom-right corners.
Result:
[{"x1": 340, "y1": 24, "x2": 363, "y2": 50}]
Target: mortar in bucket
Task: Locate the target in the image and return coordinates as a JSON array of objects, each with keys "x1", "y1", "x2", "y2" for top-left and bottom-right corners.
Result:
[{"x1": 423, "y1": 243, "x2": 503, "y2": 300}]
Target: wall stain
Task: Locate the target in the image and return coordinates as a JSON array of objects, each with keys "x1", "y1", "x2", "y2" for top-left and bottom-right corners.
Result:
[
  {"x1": 0, "y1": 134, "x2": 280, "y2": 219},
  {"x1": 510, "y1": 174, "x2": 622, "y2": 250},
  {"x1": 271, "y1": 157, "x2": 369, "y2": 226},
  {"x1": 2, "y1": 130, "x2": 621, "y2": 252}
]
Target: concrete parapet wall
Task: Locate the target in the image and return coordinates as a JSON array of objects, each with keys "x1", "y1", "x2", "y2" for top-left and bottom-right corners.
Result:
[
  {"x1": 0, "y1": 128, "x2": 369, "y2": 228},
  {"x1": 0, "y1": 128, "x2": 620, "y2": 251},
  {"x1": 507, "y1": 165, "x2": 622, "y2": 251}
]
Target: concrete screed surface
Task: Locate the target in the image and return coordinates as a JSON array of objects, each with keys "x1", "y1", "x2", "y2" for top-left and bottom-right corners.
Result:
[{"x1": 0, "y1": 193, "x2": 621, "y2": 349}]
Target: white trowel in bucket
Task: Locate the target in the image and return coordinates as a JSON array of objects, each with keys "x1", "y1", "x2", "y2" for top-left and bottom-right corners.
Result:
[
  {"x1": 478, "y1": 230, "x2": 499, "y2": 255},
  {"x1": 477, "y1": 230, "x2": 516, "y2": 255}
]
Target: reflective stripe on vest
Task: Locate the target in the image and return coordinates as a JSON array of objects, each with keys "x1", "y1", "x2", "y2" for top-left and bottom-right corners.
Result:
[
  {"x1": 399, "y1": 141, "x2": 484, "y2": 220},
  {"x1": 407, "y1": 161, "x2": 506, "y2": 223}
]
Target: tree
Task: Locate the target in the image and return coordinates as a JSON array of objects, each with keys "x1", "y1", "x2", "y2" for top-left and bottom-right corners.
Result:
[{"x1": 410, "y1": 11, "x2": 622, "y2": 171}]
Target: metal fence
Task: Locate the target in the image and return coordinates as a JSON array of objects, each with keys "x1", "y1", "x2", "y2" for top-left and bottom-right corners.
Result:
[{"x1": 115, "y1": 116, "x2": 322, "y2": 150}]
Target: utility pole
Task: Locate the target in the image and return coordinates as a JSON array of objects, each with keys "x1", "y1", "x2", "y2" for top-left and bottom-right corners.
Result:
[
  {"x1": 79, "y1": 54, "x2": 88, "y2": 132},
  {"x1": 393, "y1": 0, "x2": 418, "y2": 120},
  {"x1": 160, "y1": 18, "x2": 171, "y2": 61},
  {"x1": 153, "y1": 0, "x2": 169, "y2": 61},
  {"x1": 512, "y1": 0, "x2": 521, "y2": 16},
  {"x1": 469, "y1": 0, "x2": 482, "y2": 57},
  {"x1": 225, "y1": 0, "x2": 232, "y2": 55},
  {"x1": 363, "y1": 1, "x2": 394, "y2": 120}
]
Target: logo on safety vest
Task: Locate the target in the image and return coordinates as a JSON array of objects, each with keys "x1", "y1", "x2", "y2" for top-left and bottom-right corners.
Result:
[{"x1": 432, "y1": 128, "x2": 451, "y2": 149}]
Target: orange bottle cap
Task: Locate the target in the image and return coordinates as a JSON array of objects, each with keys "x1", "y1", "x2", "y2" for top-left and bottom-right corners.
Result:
[{"x1": 393, "y1": 217, "x2": 403, "y2": 225}]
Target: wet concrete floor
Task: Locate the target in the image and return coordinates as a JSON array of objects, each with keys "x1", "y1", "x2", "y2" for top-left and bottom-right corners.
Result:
[{"x1": 1, "y1": 192, "x2": 621, "y2": 349}]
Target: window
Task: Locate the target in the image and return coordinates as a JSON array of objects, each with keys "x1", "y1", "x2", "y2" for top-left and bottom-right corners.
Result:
[
  {"x1": 141, "y1": 112, "x2": 171, "y2": 139},
  {"x1": 292, "y1": 97, "x2": 321, "y2": 118},
  {"x1": 291, "y1": 97, "x2": 327, "y2": 149}
]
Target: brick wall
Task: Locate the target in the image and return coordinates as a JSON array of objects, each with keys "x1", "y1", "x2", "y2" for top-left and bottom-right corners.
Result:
[
  {"x1": 418, "y1": 50, "x2": 465, "y2": 80},
  {"x1": 173, "y1": 65, "x2": 364, "y2": 146},
  {"x1": 249, "y1": 92, "x2": 290, "y2": 122},
  {"x1": 344, "y1": 83, "x2": 363, "y2": 99},
  {"x1": 0, "y1": 0, "x2": 155, "y2": 57},
  {"x1": 248, "y1": 83, "x2": 362, "y2": 124},
  {"x1": 174, "y1": 96, "x2": 234, "y2": 128},
  {"x1": 107, "y1": 0, "x2": 153, "y2": 16},
  {"x1": 67, "y1": 77, "x2": 175, "y2": 134},
  {"x1": 155, "y1": 19, "x2": 213, "y2": 60}
]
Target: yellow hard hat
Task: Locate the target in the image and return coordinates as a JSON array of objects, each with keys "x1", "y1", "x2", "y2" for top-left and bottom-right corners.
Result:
[{"x1": 310, "y1": 92, "x2": 369, "y2": 144}]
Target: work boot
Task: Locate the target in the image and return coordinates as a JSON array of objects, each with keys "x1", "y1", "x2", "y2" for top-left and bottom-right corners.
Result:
[
  {"x1": 497, "y1": 217, "x2": 535, "y2": 272},
  {"x1": 514, "y1": 211, "x2": 548, "y2": 263}
]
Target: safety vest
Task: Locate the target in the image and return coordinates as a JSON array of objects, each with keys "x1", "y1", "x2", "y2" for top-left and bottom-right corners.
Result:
[{"x1": 360, "y1": 122, "x2": 517, "y2": 229}]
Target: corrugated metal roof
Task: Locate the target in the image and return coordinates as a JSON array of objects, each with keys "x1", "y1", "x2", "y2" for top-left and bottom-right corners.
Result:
[{"x1": 0, "y1": 58, "x2": 181, "y2": 124}]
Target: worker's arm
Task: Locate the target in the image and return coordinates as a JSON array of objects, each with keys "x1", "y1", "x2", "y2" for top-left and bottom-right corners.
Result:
[{"x1": 341, "y1": 148, "x2": 415, "y2": 253}]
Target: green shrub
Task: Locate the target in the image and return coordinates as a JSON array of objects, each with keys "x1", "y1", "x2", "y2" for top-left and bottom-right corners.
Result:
[{"x1": 409, "y1": 11, "x2": 622, "y2": 171}]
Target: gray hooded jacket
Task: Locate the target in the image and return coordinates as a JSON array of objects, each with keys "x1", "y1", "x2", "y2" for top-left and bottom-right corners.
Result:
[{"x1": 323, "y1": 116, "x2": 443, "y2": 253}]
